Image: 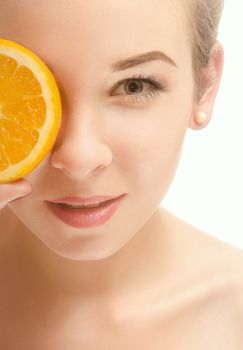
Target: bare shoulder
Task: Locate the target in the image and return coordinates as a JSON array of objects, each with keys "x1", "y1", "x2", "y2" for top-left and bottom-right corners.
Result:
[
  {"x1": 192, "y1": 244, "x2": 243, "y2": 347},
  {"x1": 172, "y1": 208, "x2": 243, "y2": 299},
  {"x1": 163, "y1": 207, "x2": 243, "y2": 283},
  {"x1": 161, "y1": 209, "x2": 243, "y2": 347}
]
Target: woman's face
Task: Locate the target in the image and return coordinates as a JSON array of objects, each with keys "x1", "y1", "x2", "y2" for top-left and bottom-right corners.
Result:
[{"x1": 3, "y1": 0, "x2": 195, "y2": 260}]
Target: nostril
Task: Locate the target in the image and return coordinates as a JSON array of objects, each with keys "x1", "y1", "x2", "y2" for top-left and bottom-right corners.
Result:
[
  {"x1": 50, "y1": 142, "x2": 113, "y2": 178},
  {"x1": 62, "y1": 166, "x2": 93, "y2": 180}
]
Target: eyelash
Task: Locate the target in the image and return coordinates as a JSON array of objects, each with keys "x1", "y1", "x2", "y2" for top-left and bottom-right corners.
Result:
[{"x1": 111, "y1": 73, "x2": 167, "y2": 105}]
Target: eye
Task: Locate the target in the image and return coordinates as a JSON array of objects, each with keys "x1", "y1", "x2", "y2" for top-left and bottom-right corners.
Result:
[{"x1": 110, "y1": 73, "x2": 167, "y2": 105}]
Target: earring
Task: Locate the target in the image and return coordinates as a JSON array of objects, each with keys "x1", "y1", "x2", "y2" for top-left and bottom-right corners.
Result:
[{"x1": 195, "y1": 112, "x2": 207, "y2": 125}]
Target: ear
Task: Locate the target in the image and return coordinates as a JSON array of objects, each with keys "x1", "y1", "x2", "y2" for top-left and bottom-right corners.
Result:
[{"x1": 188, "y1": 41, "x2": 224, "y2": 130}]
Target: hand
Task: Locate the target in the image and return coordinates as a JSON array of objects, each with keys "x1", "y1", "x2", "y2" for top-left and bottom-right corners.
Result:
[{"x1": 0, "y1": 179, "x2": 32, "y2": 210}]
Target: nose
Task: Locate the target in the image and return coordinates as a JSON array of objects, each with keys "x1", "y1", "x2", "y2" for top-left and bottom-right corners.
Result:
[{"x1": 50, "y1": 113, "x2": 113, "y2": 181}]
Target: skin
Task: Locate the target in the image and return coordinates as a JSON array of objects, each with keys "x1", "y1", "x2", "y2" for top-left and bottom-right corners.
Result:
[{"x1": 0, "y1": 0, "x2": 243, "y2": 348}]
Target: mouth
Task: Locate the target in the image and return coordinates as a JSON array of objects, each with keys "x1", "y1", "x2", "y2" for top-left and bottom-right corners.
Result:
[
  {"x1": 45, "y1": 194, "x2": 126, "y2": 228},
  {"x1": 47, "y1": 194, "x2": 123, "y2": 206},
  {"x1": 54, "y1": 197, "x2": 116, "y2": 209}
]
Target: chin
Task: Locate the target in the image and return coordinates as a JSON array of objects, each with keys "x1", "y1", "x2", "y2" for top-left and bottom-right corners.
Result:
[{"x1": 41, "y1": 234, "x2": 128, "y2": 262}]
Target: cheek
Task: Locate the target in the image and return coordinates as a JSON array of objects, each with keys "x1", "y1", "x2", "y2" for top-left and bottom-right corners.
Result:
[{"x1": 113, "y1": 108, "x2": 189, "y2": 198}]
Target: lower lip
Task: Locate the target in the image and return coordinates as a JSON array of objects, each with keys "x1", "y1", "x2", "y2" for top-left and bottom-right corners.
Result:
[{"x1": 46, "y1": 196, "x2": 124, "y2": 229}]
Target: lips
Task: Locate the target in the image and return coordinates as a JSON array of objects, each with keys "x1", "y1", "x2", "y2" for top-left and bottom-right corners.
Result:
[{"x1": 45, "y1": 194, "x2": 125, "y2": 228}]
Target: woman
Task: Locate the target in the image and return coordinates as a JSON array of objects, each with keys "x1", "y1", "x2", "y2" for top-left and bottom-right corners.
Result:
[{"x1": 0, "y1": 0, "x2": 242, "y2": 348}]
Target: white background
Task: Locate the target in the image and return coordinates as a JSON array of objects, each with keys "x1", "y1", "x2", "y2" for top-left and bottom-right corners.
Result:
[{"x1": 163, "y1": 0, "x2": 243, "y2": 249}]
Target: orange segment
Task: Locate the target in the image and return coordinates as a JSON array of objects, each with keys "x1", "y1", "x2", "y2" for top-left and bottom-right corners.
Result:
[
  {"x1": 0, "y1": 118, "x2": 39, "y2": 163},
  {"x1": 0, "y1": 54, "x2": 17, "y2": 103},
  {"x1": 1, "y1": 65, "x2": 42, "y2": 105},
  {"x1": 0, "y1": 147, "x2": 8, "y2": 171},
  {"x1": 0, "y1": 38, "x2": 62, "y2": 183},
  {"x1": 2, "y1": 97, "x2": 46, "y2": 128}
]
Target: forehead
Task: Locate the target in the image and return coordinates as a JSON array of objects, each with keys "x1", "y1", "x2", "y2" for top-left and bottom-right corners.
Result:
[{"x1": 0, "y1": 0, "x2": 190, "y2": 74}]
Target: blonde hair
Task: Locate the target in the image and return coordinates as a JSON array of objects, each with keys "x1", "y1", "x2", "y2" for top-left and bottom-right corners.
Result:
[{"x1": 184, "y1": 0, "x2": 224, "y2": 100}]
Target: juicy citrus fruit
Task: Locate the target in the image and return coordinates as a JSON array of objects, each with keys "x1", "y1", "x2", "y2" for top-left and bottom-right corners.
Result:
[{"x1": 0, "y1": 38, "x2": 62, "y2": 183}]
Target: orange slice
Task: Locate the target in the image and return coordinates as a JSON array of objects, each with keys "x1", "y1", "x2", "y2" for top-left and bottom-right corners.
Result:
[{"x1": 0, "y1": 38, "x2": 62, "y2": 183}]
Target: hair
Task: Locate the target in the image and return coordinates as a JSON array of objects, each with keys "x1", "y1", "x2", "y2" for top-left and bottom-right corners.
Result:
[{"x1": 183, "y1": 0, "x2": 224, "y2": 100}]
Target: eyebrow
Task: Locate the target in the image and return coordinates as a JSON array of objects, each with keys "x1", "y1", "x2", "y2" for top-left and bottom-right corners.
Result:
[{"x1": 111, "y1": 50, "x2": 178, "y2": 72}]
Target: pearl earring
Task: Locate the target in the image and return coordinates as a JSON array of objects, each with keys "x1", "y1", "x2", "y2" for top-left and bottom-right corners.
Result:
[{"x1": 195, "y1": 111, "x2": 207, "y2": 124}]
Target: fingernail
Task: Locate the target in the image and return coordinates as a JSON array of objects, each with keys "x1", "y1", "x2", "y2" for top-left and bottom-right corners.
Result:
[
  {"x1": 19, "y1": 192, "x2": 31, "y2": 198},
  {"x1": 9, "y1": 191, "x2": 31, "y2": 203}
]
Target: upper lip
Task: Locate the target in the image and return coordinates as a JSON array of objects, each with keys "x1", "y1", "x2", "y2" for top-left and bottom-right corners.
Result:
[{"x1": 47, "y1": 194, "x2": 125, "y2": 206}]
